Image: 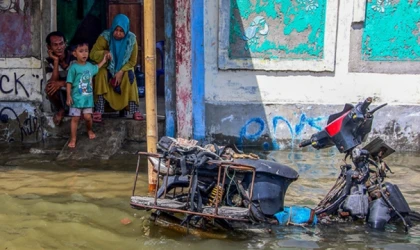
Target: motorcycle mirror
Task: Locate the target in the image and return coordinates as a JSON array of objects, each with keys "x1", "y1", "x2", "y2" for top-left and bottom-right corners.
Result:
[{"x1": 369, "y1": 103, "x2": 388, "y2": 114}]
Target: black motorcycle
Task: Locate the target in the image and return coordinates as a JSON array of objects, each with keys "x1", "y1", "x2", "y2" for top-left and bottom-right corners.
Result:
[
  {"x1": 130, "y1": 97, "x2": 419, "y2": 234},
  {"x1": 299, "y1": 97, "x2": 420, "y2": 231}
]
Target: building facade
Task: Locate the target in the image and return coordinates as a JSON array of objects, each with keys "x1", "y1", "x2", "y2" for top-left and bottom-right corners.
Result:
[{"x1": 1, "y1": 0, "x2": 420, "y2": 152}]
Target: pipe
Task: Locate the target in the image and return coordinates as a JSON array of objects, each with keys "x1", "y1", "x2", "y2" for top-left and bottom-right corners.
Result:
[{"x1": 144, "y1": 0, "x2": 158, "y2": 193}]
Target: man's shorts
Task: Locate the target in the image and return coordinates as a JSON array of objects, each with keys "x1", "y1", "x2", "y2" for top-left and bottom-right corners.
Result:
[{"x1": 69, "y1": 107, "x2": 93, "y2": 117}]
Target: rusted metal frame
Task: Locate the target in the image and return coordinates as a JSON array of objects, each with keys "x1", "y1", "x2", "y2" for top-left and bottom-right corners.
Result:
[
  {"x1": 207, "y1": 160, "x2": 256, "y2": 168},
  {"x1": 214, "y1": 164, "x2": 223, "y2": 214},
  {"x1": 215, "y1": 167, "x2": 228, "y2": 215},
  {"x1": 130, "y1": 202, "x2": 250, "y2": 222},
  {"x1": 137, "y1": 152, "x2": 162, "y2": 157},
  {"x1": 132, "y1": 154, "x2": 142, "y2": 196},
  {"x1": 163, "y1": 159, "x2": 171, "y2": 198},
  {"x1": 248, "y1": 169, "x2": 256, "y2": 210},
  {"x1": 154, "y1": 156, "x2": 162, "y2": 205},
  {"x1": 134, "y1": 154, "x2": 257, "y2": 216},
  {"x1": 185, "y1": 167, "x2": 195, "y2": 207},
  {"x1": 208, "y1": 161, "x2": 256, "y2": 212}
]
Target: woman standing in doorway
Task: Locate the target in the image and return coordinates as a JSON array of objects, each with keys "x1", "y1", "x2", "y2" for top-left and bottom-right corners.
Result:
[{"x1": 90, "y1": 13, "x2": 143, "y2": 122}]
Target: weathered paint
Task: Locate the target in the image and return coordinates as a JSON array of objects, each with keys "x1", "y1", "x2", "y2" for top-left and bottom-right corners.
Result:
[
  {"x1": 218, "y1": 0, "x2": 338, "y2": 71},
  {"x1": 207, "y1": 102, "x2": 420, "y2": 152},
  {"x1": 229, "y1": 0, "x2": 326, "y2": 59},
  {"x1": 191, "y1": 0, "x2": 205, "y2": 141},
  {"x1": 362, "y1": 0, "x2": 420, "y2": 61},
  {"x1": 204, "y1": 0, "x2": 420, "y2": 151},
  {"x1": 164, "y1": 0, "x2": 177, "y2": 137},
  {"x1": 0, "y1": 1, "x2": 42, "y2": 102},
  {"x1": 175, "y1": 0, "x2": 193, "y2": 138},
  {"x1": 0, "y1": 1, "x2": 32, "y2": 57}
]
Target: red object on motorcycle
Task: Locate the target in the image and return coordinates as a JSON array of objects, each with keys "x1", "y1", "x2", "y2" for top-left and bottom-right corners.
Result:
[{"x1": 325, "y1": 111, "x2": 350, "y2": 136}]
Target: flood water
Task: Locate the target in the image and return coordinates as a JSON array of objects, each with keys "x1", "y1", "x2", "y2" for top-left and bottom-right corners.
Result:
[{"x1": 1, "y1": 142, "x2": 420, "y2": 249}]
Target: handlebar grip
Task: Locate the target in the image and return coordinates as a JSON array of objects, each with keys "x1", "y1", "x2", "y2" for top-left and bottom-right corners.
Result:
[
  {"x1": 359, "y1": 97, "x2": 372, "y2": 114},
  {"x1": 299, "y1": 139, "x2": 312, "y2": 148}
]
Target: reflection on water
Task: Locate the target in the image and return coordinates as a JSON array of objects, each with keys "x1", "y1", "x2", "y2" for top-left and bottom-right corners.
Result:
[{"x1": 1, "y1": 144, "x2": 420, "y2": 249}]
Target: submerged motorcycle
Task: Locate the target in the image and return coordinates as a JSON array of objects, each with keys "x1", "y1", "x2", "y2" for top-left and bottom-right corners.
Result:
[
  {"x1": 130, "y1": 97, "x2": 419, "y2": 234},
  {"x1": 299, "y1": 97, "x2": 419, "y2": 231}
]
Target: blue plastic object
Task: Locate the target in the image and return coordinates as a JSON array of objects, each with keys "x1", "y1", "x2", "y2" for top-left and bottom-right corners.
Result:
[
  {"x1": 156, "y1": 40, "x2": 164, "y2": 90},
  {"x1": 135, "y1": 65, "x2": 145, "y2": 98},
  {"x1": 274, "y1": 206, "x2": 317, "y2": 226},
  {"x1": 156, "y1": 40, "x2": 164, "y2": 79}
]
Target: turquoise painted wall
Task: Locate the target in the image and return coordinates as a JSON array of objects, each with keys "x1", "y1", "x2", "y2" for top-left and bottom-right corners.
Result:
[
  {"x1": 362, "y1": 0, "x2": 420, "y2": 61},
  {"x1": 229, "y1": 0, "x2": 327, "y2": 60}
]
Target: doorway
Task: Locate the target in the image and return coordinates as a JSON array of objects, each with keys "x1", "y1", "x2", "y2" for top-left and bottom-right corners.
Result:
[{"x1": 56, "y1": 0, "x2": 166, "y2": 115}]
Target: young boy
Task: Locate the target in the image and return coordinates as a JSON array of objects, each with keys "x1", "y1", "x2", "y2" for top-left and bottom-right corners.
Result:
[{"x1": 66, "y1": 40, "x2": 109, "y2": 148}]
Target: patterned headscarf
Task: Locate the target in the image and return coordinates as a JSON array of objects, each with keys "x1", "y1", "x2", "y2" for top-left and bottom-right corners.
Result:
[{"x1": 100, "y1": 14, "x2": 136, "y2": 76}]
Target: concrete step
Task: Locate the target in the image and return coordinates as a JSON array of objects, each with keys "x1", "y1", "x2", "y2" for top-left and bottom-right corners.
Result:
[{"x1": 55, "y1": 117, "x2": 165, "y2": 161}]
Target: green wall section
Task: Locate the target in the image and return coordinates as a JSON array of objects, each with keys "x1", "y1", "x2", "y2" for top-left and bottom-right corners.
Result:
[
  {"x1": 57, "y1": 0, "x2": 94, "y2": 42},
  {"x1": 362, "y1": 0, "x2": 420, "y2": 61},
  {"x1": 229, "y1": 0, "x2": 326, "y2": 60},
  {"x1": 57, "y1": 0, "x2": 106, "y2": 44}
]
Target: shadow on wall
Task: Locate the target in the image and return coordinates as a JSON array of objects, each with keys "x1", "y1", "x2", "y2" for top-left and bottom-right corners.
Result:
[{"x1": 209, "y1": 0, "x2": 331, "y2": 150}]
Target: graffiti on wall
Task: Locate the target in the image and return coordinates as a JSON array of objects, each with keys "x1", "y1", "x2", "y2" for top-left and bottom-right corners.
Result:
[
  {"x1": 0, "y1": 71, "x2": 42, "y2": 101},
  {"x1": 229, "y1": 0, "x2": 327, "y2": 60},
  {"x1": 0, "y1": 106, "x2": 44, "y2": 143},
  {"x1": 0, "y1": 0, "x2": 32, "y2": 57},
  {"x1": 237, "y1": 113, "x2": 327, "y2": 150},
  {"x1": 362, "y1": 0, "x2": 420, "y2": 61}
]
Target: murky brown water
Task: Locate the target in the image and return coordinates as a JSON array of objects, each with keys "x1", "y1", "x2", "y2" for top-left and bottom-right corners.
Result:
[{"x1": 1, "y1": 143, "x2": 420, "y2": 249}]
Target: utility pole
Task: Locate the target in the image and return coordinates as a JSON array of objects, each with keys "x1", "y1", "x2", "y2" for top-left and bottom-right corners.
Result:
[{"x1": 144, "y1": 0, "x2": 158, "y2": 193}]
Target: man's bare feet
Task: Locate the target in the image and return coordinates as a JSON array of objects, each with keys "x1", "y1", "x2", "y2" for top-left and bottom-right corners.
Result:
[
  {"x1": 88, "y1": 130, "x2": 96, "y2": 139},
  {"x1": 68, "y1": 138, "x2": 76, "y2": 148}
]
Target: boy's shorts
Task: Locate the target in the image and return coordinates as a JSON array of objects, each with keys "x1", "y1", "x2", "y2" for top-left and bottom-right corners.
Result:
[{"x1": 69, "y1": 107, "x2": 93, "y2": 117}]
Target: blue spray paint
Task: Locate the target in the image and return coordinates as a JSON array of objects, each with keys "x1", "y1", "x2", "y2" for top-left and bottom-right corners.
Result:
[
  {"x1": 238, "y1": 114, "x2": 326, "y2": 150},
  {"x1": 237, "y1": 117, "x2": 265, "y2": 148},
  {"x1": 272, "y1": 116, "x2": 294, "y2": 149},
  {"x1": 295, "y1": 114, "x2": 325, "y2": 134}
]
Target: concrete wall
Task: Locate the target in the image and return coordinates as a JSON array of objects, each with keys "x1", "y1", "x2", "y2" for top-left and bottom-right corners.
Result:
[
  {"x1": 0, "y1": 0, "x2": 49, "y2": 143},
  {"x1": 203, "y1": 0, "x2": 420, "y2": 151}
]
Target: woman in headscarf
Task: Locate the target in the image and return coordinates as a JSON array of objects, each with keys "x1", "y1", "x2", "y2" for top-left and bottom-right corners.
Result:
[{"x1": 90, "y1": 14, "x2": 143, "y2": 121}]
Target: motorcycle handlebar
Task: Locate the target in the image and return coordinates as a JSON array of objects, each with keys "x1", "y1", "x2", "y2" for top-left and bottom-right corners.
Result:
[
  {"x1": 358, "y1": 97, "x2": 373, "y2": 114},
  {"x1": 299, "y1": 139, "x2": 312, "y2": 148}
]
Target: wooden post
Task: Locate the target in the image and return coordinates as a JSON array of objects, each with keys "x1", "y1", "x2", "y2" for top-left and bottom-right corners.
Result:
[{"x1": 144, "y1": 0, "x2": 158, "y2": 193}]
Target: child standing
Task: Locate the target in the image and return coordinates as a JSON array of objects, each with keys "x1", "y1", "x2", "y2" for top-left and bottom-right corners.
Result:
[{"x1": 66, "y1": 41, "x2": 108, "y2": 148}]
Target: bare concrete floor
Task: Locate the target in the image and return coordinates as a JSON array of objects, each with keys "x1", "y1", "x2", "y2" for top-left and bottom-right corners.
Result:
[{"x1": 39, "y1": 95, "x2": 166, "y2": 160}]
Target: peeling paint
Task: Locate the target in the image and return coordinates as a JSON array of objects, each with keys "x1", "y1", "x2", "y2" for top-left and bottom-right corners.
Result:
[
  {"x1": 0, "y1": 1, "x2": 32, "y2": 57},
  {"x1": 362, "y1": 0, "x2": 420, "y2": 61},
  {"x1": 228, "y1": 0, "x2": 326, "y2": 60},
  {"x1": 175, "y1": 0, "x2": 193, "y2": 138}
]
